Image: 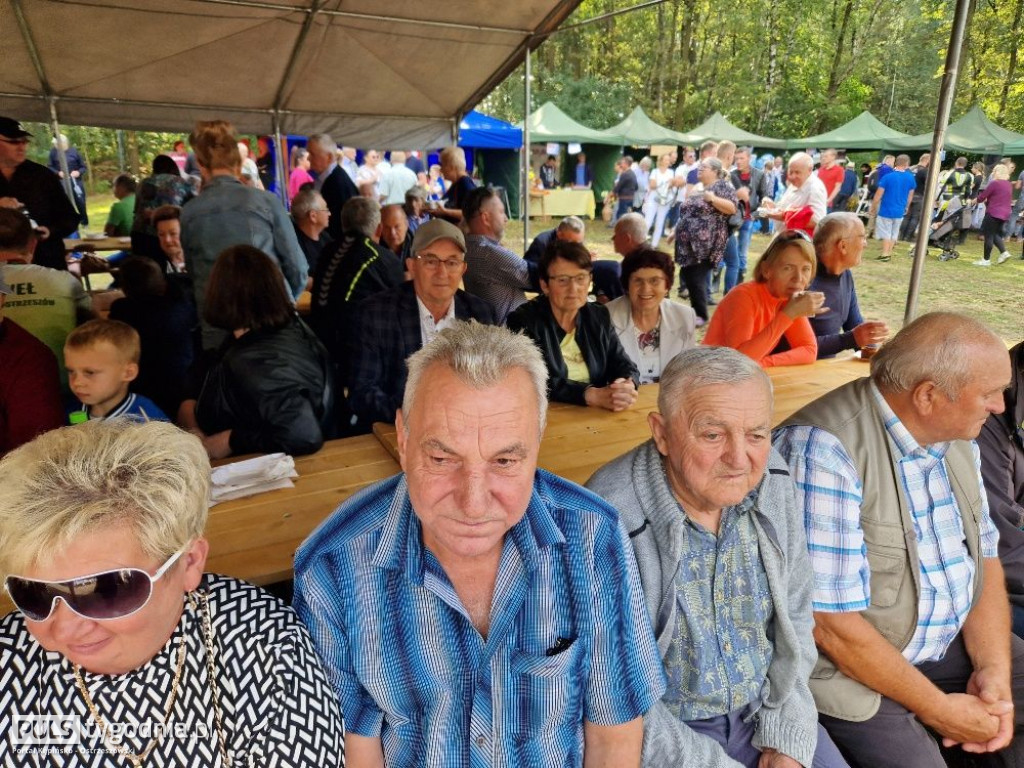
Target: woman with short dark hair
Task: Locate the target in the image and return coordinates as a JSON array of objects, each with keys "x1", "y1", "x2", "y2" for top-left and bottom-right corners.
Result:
[
  {"x1": 507, "y1": 240, "x2": 640, "y2": 410},
  {"x1": 178, "y1": 245, "x2": 333, "y2": 458},
  {"x1": 606, "y1": 247, "x2": 697, "y2": 383}
]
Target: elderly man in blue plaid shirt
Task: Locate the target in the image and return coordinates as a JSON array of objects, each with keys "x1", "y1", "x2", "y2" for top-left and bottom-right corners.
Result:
[
  {"x1": 294, "y1": 321, "x2": 665, "y2": 768},
  {"x1": 775, "y1": 312, "x2": 1023, "y2": 768}
]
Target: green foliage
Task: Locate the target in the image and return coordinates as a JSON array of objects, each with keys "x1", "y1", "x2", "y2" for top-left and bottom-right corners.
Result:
[{"x1": 487, "y1": 0, "x2": 1024, "y2": 141}]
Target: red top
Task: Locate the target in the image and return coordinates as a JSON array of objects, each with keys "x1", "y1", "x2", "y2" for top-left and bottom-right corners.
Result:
[
  {"x1": 817, "y1": 164, "x2": 845, "y2": 199},
  {"x1": 0, "y1": 318, "x2": 63, "y2": 456},
  {"x1": 702, "y1": 281, "x2": 818, "y2": 367}
]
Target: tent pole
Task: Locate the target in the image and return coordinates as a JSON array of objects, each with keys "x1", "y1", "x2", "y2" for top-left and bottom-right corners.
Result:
[
  {"x1": 272, "y1": 113, "x2": 289, "y2": 208},
  {"x1": 47, "y1": 99, "x2": 75, "y2": 205},
  {"x1": 905, "y1": 0, "x2": 971, "y2": 324},
  {"x1": 523, "y1": 47, "x2": 531, "y2": 251}
]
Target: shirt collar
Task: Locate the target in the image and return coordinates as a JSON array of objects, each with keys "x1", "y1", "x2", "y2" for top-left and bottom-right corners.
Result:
[
  {"x1": 870, "y1": 380, "x2": 950, "y2": 462},
  {"x1": 372, "y1": 473, "x2": 566, "y2": 584}
]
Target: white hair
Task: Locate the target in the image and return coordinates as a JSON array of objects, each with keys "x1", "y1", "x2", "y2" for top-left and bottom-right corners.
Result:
[{"x1": 658, "y1": 346, "x2": 772, "y2": 421}]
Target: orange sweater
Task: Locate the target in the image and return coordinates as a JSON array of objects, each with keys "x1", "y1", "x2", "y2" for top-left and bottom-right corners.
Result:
[{"x1": 702, "y1": 281, "x2": 817, "y2": 367}]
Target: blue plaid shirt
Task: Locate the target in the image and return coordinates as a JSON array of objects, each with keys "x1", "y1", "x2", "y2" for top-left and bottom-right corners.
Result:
[
  {"x1": 294, "y1": 471, "x2": 665, "y2": 768},
  {"x1": 774, "y1": 383, "x2": 999, "y2": 664}
]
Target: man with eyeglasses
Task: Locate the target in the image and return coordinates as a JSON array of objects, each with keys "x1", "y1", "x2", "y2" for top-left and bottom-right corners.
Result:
[
  {"x1": 462, "y1": 185, "x2": 532, "y2": 324},
  {"x1": 0, "y1": 117, "x2": 81, "y2": 272},
  {"x1": 807, "y1": 212, "x2": 888, "y2": 359},
  {"x1": 345, "y1": 218, "x2": 496, "y2": 433},
  {"x1": 290, "y1": 188, "x2": 333, "y2": 275}
]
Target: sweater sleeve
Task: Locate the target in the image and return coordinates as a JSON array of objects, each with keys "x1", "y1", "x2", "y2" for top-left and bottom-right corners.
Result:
[
  {"x1": 712, "y1": 288, "x2": 799, "y2": 366},
  {"x1": 763, "y1": 317, "x2": 818, "y2": 367}
]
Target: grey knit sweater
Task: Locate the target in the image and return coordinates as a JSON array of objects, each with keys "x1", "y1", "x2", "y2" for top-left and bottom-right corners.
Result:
[{"x1": 586, "y1": 440, "x2": 820, "y2": 767}]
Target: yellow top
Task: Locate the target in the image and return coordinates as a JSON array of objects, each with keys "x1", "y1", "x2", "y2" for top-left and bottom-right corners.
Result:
[{"x1": 560, "y1": 329, "x2": 590, "y2": 384}]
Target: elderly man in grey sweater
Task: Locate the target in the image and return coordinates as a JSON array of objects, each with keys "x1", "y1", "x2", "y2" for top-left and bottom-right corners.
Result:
[{"x1": 587, "y1": 347, "x2": 848, "y2": 768}]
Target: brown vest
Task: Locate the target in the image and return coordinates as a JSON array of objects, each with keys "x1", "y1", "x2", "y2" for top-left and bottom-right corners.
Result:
[{"x1": 781, "y1": 378, "x2": 985, "y2": 721}]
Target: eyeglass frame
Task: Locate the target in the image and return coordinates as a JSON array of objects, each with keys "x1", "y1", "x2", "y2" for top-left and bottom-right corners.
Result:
[
  {"x1": 415, "y1": 253, "x2": 465, "y2": 272},
  {"x1": 4, "y1": 545, "x2": 188, "y2": 622},
  {"x1": 0, "y1": 137, "x2": 31, "y2": 146},
  {"x1": 545, "y1": 272, "x2": 592, "y2": 288}
]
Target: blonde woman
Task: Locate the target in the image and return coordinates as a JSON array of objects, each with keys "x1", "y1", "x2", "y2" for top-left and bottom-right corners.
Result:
[
  {"x1": 0, "y1": 419, "x2": 344, "y2": 766},
  {"x1": 975, "y1": 164, "x2": 1014, "y2": 266}
]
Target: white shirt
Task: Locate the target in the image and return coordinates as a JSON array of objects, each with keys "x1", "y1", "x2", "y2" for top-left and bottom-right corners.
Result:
[
  {"x1": 380, "y1": 163, "x2": 419, "y2": 205},
  {"x1": 777, "y1": 175, "x2": 828, "y2": 224},
  {"x1": 417, "y1": 295, "x2": 456, "y2": 347}
]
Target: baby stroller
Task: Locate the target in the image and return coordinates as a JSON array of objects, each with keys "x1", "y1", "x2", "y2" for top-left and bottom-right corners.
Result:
[{"x1": 928, "y1": 195, "x2": 973, "y2": 261}]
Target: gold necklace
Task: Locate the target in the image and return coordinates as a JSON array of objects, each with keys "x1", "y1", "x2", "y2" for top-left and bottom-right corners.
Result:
[
  {"x1": 71, "y1": 591, "x2": 231, "y2": 767},
  {"x1": 72, "y1": 621, "x2": 187, "y2": 767}
]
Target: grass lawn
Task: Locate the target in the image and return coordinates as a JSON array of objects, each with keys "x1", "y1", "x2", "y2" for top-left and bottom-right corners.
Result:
[{"x1": 507, "y1": 218, "x2": 1024, "y2": 344}]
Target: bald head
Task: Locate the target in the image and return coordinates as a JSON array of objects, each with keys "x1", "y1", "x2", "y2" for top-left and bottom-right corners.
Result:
[
  {"x1": 612, "y1": 212, "x2": 647, "y2": 256},
  {"x1": 813, "y1": 212, "x2": 865, "y2": 273},
  {"x1": 787, "y1": 152, "x2": 814, "y2": 189}
]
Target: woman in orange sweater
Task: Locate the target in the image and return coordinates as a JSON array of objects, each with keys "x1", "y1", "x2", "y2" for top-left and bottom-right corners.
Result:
[{"x1": 703, "y1": 230, "x2": 826, "y2": 367}]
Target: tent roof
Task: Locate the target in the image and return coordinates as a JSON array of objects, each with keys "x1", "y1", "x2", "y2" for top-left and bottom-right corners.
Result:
[
  {"x1": 606, "y1": 106, "x2": 697, "y2": 146},
  {"x1": 458, "y1": 110, "x2": 522, "y2": 150},
  {"x1": 786, "y1": 111, "x2": 910, "y2": 150},
  {"x1": 0, "y1": 0, "x2": 580, "y2": 149},
  {"x1": 684, "y1": 111, "x2": 788, "y2": 149},
  {"x1": 889, "y1": 106, "x2": 1024, "y2": 153},
  {"x1": 524, "y1": 101, "x2": 623, "y2": 145}
]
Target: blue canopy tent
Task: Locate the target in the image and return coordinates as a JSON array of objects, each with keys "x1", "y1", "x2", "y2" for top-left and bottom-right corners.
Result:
[{"x1": 458, "y1": 110, "x2": 523, "y2": 217}]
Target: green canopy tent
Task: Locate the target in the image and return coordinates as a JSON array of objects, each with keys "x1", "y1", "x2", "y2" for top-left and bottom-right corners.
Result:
[
  {"x1": 786, "y1": 111, "x2": 911, "y2": 150},
  {"x1": 605, "y1": 106, "x2": 698, "y2": 146},
  {"x1": 685, "y1": 111, "x2": 788, "y2": 150},
  {"x1": 889, "y1": 106, "x2": 1024, "y2": 153},
  {"x1": 525, "y1": 101, "x2": 624, "y2": 145}
]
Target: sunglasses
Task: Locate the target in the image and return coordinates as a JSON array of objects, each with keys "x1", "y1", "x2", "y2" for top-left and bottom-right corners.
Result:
[{"x1": 5, "y1": 547, "x2": 186, "y2": 622}]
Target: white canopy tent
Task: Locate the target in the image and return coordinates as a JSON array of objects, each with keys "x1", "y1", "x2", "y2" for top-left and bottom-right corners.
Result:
[{"x1": 0, "y1": 0, "x2": 580, "y2": 149}]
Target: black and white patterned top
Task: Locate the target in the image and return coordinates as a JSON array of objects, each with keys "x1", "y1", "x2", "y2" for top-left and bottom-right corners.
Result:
[{"x1": 0, "y1": 575, "x2": 345, "y2": 767}]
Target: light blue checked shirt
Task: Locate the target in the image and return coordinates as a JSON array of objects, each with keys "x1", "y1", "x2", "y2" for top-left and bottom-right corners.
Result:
[
  {"x1": 774, "y1": 383, "x2": 999, "y2": 665},
  {"x1": 293, "y1": 471, "x2": 666, "y2": 768}
]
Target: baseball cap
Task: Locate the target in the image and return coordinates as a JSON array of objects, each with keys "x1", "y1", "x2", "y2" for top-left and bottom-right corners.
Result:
[
  {"x1": 410, "y1": 218, "x2": 466, "y2": 254},
  {"x1": 0, "y1": 264, "x2": 11, "y2": 296},
  {"x1": 0, "y1": 117, "x2": 32, "y2": 140}
]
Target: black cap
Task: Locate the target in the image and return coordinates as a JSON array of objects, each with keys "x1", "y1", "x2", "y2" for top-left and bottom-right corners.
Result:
[{"x1": 0, "y1": 117, "x2": 32, "y2": 140}]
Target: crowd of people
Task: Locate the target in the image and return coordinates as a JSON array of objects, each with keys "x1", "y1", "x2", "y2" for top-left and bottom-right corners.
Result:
[{"x1": 1, "y1": 111, "x2": 1023, "y2": 768}]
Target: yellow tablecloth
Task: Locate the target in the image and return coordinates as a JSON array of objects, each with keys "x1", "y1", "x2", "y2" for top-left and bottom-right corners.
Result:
[{"x1": 529, "y1": 188, "x2": 597, "y2": 219}]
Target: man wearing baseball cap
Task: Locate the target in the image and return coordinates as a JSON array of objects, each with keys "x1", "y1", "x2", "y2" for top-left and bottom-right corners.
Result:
[
  {"x1": 0, "y1": 117, "x2": 81, "y2": 271},
  {"x1": 0, "y1": 262, "x2": 64, "y2": 456},
  {"x1": 345, "y1": 218, "x2": 497, "y2": 433}
]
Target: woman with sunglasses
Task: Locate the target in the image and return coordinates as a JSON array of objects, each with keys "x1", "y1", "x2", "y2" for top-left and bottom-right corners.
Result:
[
  {"x1": 507, "y1": 240, "x2": 640, "y2": 411},
  {"x1": 0, "y1": 419, "x2": 344, "y2": 767},
  {"x1": 703, "y1": 230, "x2": 826, "y2": 367}
]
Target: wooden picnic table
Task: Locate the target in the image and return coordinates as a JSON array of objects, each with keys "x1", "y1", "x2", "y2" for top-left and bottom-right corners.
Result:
[
  {"x1": 0, "y1": 354, "x2": 868, "y2": 616},
  {"x1": 373, "y1": 354, "x2": 870, "y2": 485},
  {"x1": 63, "y1": 235, "x2": 131, "y2": 253}
]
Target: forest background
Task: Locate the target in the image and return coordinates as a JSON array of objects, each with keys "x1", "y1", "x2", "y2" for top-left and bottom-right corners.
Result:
[{"x1": 18, "y1": 0, "x2": 1024, "y2": 194}]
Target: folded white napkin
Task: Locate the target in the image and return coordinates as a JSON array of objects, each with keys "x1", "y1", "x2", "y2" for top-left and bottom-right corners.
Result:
[{"x1": 209, "y1": 453, "x2": 298, "y2": 505}]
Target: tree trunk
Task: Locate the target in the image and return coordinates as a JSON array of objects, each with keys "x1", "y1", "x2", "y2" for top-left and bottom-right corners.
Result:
[
  {"x1": 818, "y1": 0, "x2": 855, "y2": 130},
  {"x1": 126, "y1": 131, "x2": 141, "y2": 178},
  {"x1": 671, "y1": 0, "x2": 699, "y2": 127},
  {"x1": 998, "y1": 0, "x2": 1024, "y2": 118},
  {"x1": 758, "y1": 0, "x2": 780, "y2": 132}
]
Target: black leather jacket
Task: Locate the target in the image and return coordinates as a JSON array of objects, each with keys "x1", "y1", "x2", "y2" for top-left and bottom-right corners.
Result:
[
  {"x1": 507, "y1": 297, "x2": 640, "y2": 406},
  {"x1": 195, "y1": 316, "x2": 334, "y2": 456}
]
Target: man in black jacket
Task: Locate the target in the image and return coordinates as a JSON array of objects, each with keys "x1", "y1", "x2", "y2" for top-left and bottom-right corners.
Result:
[
  {"x1": 346, "y1": 219, "x2": 496, "y2": 434},
  {"x1": 978, "y1": 341, "x2": 1024, "y2": 638},
  {"x1": 309, "y1": 197, "x2": 403, "y2": 393},
  {"x1": 0, "y1": 117, "x2": 80, "y2": 271},
  {"x1": 307, "y1": 133, "x2": 358, "y2": 242}
]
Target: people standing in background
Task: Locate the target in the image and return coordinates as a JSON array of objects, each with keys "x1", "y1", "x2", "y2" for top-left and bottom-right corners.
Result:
[
  {"x1": 899, "y1": 153, "x2": 931, "y2": 242},
  {"x1": 573, "y1": 151, "x2": 593, "y2": 188},
  {"x1": 871, "y1": 154, "x2": 916, "y2": 262},
  {"x1": 817, "y1": 148, "x2": 845, "y2": 211},
  {"x1": 644, "y1": 154, "x2": 675, "y2": 249},
  {"x1": 288, "y1": 147, "x2": 315, "y2": 202},
  {"x1": 48, "y1": 134, "x2": 88, "y2": 226},
  {"x1": 833, "y1": 160, "x2": 860, "y2": 214},
  {"x1": 104, "y1": 174, "x2": 137, "y2": 238},
  {"x1": 237, "y1": 140, "x2": 263, "y2": 190},
  {"x1": 539, "y1": 155, "x2": 558, "y2": 190},
  {"x1": 974, "y1": 164, "x2": 1014, "y2": 267}
]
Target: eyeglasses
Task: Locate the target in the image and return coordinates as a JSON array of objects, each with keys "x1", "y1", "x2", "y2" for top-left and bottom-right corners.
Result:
[
  {"x1": 0, "y1": 138, "x2": 30, "y2": 146},
  {"x1": 547, "y1": 273, "x2": 591, "y2": 288},
  {"x1": 5, "y1": 546, "x2": 186, "y2": 622},
  {"x1": 416, "y1": 254, "x2": 464, "y2": 272}
]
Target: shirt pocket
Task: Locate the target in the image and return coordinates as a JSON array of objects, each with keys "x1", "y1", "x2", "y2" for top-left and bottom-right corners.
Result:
[
  {"x1": 861, "y1": 519, "x2": 908, "y2": 610},
  {"x1": 508, "y1": 640, "x2": 584, "y2": 738}
]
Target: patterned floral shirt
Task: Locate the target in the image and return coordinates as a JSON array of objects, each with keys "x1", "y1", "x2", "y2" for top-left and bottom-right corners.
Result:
[
  {"x1": 661, "y1": 497, "x2": 775, "y2": 721},
  {"x1": 674, "y1": 178, "x2": 737, "y2": 268}
]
